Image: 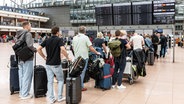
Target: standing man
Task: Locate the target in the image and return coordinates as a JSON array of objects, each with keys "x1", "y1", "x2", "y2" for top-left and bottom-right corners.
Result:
[
  {"x1": 151, "y1": 32, "x2": 160, "y2": 59},
  {"x1": 72, "y1": 26, "x2": 100, "y2": 91},
  {"x1": 15, "y1": 21, "x2": 36, "y2": 99},
  {"x1": 130, "y1": 33, "x2": 145, "y2": 50},
  {"x1": 159, "y1": 33, "x2": 168, "y2": 58},
  {"x1": 37, "y1": 27, "x2": 71, "y2": 103}
]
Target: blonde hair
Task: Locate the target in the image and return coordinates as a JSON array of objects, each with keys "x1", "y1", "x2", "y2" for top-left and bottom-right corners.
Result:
[
  {"x1": 120, "y1": 30, "x2": 127, "y2": 36},
  {"x1": 97, "y1": 32, "x2": 104, "y2": 38}
]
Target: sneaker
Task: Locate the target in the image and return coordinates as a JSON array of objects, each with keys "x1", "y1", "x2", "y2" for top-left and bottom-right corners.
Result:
[
  {"x1": 58, "y1": 97, "x2": 66, "y2": 102},
  {"x1": 50, "y1": 98, "x2": 56, "y2": 104},
  {"x1": 20, "y1": 94, "x2": 33, "y2": 100},
  {"x1": 111, "y1": 85, "x2": 116, "y2": 89},
  {"x1": 117, "y1": 84, "x2": 126, "y2": 89}
]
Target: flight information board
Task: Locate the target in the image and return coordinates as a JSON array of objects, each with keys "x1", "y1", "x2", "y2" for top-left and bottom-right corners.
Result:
[
  {"x1": 114, "y1": 14, "x2": 132, "y2": 25},
  {"x1": 96, "y1": 15, "x2": 113, "y2": 26},
  {"x1": 153, "y1": 0, "x2": 175, "y2": 24},
  {"x1": 113, "y1": 3, "x2": 131, "y2": 14},
  {"x1": 132, "y1": 1, "x2": 152, "y2": 13},
  {"x1": 153, "y1": 12, "x2": 175, "y2": 24},
  {"x1": 113, "y1": 3, "x2": 132, "y2": 25},
  {"x1": 153, "y1": 0, "x2": 175, "y2": 12},
  {"x1": 95, "y1": 4, "x2": 113, "y2": 26},
  {"x1": 95, "y1": 4, "x2": 112, "y2": 15},
  {"x1": 132, "y1": 13, "x2": 152, "y2": 25}
]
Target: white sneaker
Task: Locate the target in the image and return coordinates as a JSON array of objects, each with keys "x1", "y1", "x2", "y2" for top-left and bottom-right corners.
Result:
[
  {"x1": 20, "y1": 94, "x2": 33, "y2": 100},
  {"x1": 117, "y1": 84, "x2": 126, "y2": 89},
  {"x1": 111, "y1": 85, "x2": 116, "y2": 89},
  {"x1": 58, "y1": 97, "x2": 66, "y2": 102},
  {"x1": 50, "y1": 98, "x2": 56, "y2": 104}
]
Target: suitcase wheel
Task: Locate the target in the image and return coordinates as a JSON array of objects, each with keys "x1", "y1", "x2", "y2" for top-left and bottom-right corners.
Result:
[
  {"x1": 10, "y1": 87, "x2": 14, "y2": 95},
  {"x1": 129, "y1": 79, "x2": 134, "y2": 85}
]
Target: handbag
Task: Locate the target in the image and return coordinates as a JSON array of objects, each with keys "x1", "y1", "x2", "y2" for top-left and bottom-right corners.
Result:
[{"x1": 12, "y1": 32, "x2": 34, "y2": 61}]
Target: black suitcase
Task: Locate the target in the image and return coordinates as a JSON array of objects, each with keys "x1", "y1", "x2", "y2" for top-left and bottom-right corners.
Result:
[
  {"x1": 66, "y1": 76, "x2": 82, "y2": 104},
  {"x1": 147, "y1": 51, "x2": 154, "y2": 65},
  {"x1": 9, "y1": 55, "x2": 19, "y2": 95},
  {"x1": 83, "y1": 70, "x2": 90, "y2": 83},
  {"x1": 63, "y1": 69, "x2": 68, "y2": 84},
  {"x1": 34, "y1": 54, "x2": 47, "y2": 98},
  {"x1": 69, "y1": 56, "x2": 85, "y2": 77}
]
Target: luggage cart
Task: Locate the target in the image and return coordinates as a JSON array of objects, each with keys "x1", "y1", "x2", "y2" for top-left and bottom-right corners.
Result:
[{"x1": 123, "y1": 55, "x2": 139, "y2": 85}]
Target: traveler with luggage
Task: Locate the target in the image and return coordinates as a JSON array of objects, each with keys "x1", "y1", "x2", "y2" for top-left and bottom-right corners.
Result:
[
  {"x1": 14, "y1": 21, "x2": 36, "y2": 99},
  {"x1": 93, "y1": 32, "x2": 107, "y2": 58},
  {"x1": 109, "y1": 30, "x2": 131, "y2": 89},
  {"x1": 130, "y1": 33, "x2": 145, "y2": 50},
  {"x1": 37, "y1": 26, "x2": 71, "y2": 103},
  {"x1": 151, "y1": 32, "x2": 160, "y2": 59},
  {"x1": 72, "y1": 26, "x2": 100, "y2": 91},
  {"x1": 159, "y1": 33, "x2": 168, "y2": 58}
]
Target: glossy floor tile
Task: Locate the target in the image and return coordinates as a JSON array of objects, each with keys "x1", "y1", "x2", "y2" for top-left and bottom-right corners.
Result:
[{"x1": 0, "y1": 43, "x2": 184, "y2": 104}]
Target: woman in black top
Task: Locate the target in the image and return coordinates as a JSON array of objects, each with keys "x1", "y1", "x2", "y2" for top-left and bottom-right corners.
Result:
[{"x1": 93, "y1": 32, "x2": 107, "y2": 58}]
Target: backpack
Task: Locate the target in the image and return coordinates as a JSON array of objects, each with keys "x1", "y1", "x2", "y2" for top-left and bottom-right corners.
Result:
[{"x1": 108, "y1": 40, "x2": 122, "y2": 57}]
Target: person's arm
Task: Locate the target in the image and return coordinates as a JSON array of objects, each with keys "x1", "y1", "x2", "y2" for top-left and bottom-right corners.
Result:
[
  {"x1": 102, "y1": 43, "x2": 107, "y2": 54},
  {"x1": 60, "y1": 46, "x2": 70, "y2": 60},
  {"x1": 125, "y1": 42, "x2": 131, "y2": 49},
  {"x1": 26, "y1": 32, "x2": 37, "y2": 52},
  {"x1": 89, "y1": 46, "x2": 100, "y2": 55},
  {"x1": 142, "y1": 37, "x2": 145, "y2": 46},
  {"x1": 37, "y1": 46, "x2": 46, "y2": 60}
]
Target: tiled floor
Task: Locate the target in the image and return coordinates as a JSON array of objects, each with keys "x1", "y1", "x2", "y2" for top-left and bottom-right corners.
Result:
[{"x1": 0, "y1": 43, "x2": 184, "y2": 104}]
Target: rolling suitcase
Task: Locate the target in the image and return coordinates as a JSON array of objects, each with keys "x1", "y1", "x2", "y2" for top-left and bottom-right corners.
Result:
[
  {"x1": 147, "y1": 51, "x2": 154, "y2": 65},
  {"x1": 66, "y1": 62, "x2": 82, "y2": 104},
  {"x1": 34, "y1": 54, "x2": 47, "y2": 98},
  {"x1": 9, "y1": 55, "x2": 19, "y2": 95},
  {"x1": 83, "y1": 70, "x2": 90, "y2": 83},
  {"x1": 98, "y1": 64, "x2": 112, "y2": 90}
]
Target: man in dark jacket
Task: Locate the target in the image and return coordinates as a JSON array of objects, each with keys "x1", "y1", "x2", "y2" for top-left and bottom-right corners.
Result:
[
  {"x1": 160, "y1": 34, "x2": 168, "y2": 58},
  {"x1": 151, "y1": 32, "x2": 159, "y2": 59},
  {"x1": 15, "y1": 21, "x2": 36, "y2": 99}
]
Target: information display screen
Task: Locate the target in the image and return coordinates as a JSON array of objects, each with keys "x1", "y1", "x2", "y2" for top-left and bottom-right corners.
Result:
[
  {"x1": 113, "y1": 3, "x2": 131, "y2": 14},
  {"x1": 153, "y1": 0, "x2": 175, "y2": 12},
  {"x1": 153, "y1": 0, "x2": 175, "y2": 24},
  {"x1": 132, "y1": 1, "x2": 152, "y2": 13},
  {"x1": 95, "y1": 4, "x2": 113, "y2": 26},
  {"x1": 132, "y1": 13, "x2": 152, "y2": 25},
  {"x1": 96, "y1": 15, "x2": 113, "y2": 26},
  {"x1": 153, "y1": 12, "x2": 175, "y2": 24},
  {"x1": 114, "y1": 14, "x2": 132, "y2": 25},
  {"x1": 95, "y1": 4, "x2": 112, "y2": 15}
]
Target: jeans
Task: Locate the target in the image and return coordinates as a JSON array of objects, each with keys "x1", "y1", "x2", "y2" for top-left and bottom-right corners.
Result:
[
  {"x1": 80, "y1": 58, "x2": 89, "y2": 88},
  {"x1": 112, "y1": 58, "x2": 126, "y2": 86},
  {"x1": 160, "y1": 45, "x2": 167, "y2": 57},
  {"x1": 18, "y1": 60, "x2": 33, "y2": 97},
  {"x1": 46, "y1": 65, "x2": 64, "y2": 101}
]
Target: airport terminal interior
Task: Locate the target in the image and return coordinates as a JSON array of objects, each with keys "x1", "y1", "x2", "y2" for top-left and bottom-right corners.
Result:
[{"x1": 1, "y1": 0, "x2": 184, "y2": 104}]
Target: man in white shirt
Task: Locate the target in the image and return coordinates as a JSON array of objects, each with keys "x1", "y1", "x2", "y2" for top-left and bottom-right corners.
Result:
[
  {"x1": 72, "y1": 26, "x2": 100, "y2": 91},
  {"x1": 130, "y1": 33, "x2": 144, "y2": 50}
]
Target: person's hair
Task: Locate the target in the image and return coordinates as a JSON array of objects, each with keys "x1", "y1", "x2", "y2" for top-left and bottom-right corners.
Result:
[
  {"x1": 120, "y1": 30, "x2": 127, "y2": 36},
  {"x1": 22, "y1": 21, "x2": 30, "y2": 27},
  {"x1": 78, "y1": 26, "x2": 86, "y2": 34},
  {"x1": 51, "y1": 26, "x2": 59, "y2": 35},
  {"x1": 97, "y1": 32, "x2": 103, "y2": 38},
  {"x1": 115, "y1": 30, "x2": 121, "y2": 36}
]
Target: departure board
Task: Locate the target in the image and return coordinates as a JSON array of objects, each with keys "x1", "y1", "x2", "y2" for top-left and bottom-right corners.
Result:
[
  {"x1": 132, "y1": 1, "x2": 152, "y2": 25},
  {"x1": 153, "y1": 12, "x2": 175, "y2": 24},
  {"x1": 113, "y1": 3, "x2": 132, "y2": 25},
  {"x1": 132, "y1": 1, "x2": 152, "y2": 13},
  {"x1": 132, "y1": 13, "x2": 152, "y2": 25},
  {"x1": 153, "y1": 0, "x2": 175, "y2": 24},
  {"x1": 95, "y1": 4, "x2": 113, "y2": 26},
  {"x1": 114, "y1": 14, "x2": 132, "y2": 25},
  {"x1": 95, "y1": 4, "x2": 112, "y2": 15},
  {"x1": 96, "y1": 15, "x2": 113, "y2": 26},
  {"x1": 113, "y1": 3, "x2": 131, "y2": 14},
  {"x1": 153, "y1": 0, "x2": 175, "y2": 12}
]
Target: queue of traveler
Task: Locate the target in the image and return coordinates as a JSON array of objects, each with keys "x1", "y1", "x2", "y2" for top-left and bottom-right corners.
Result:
[{"x1": 12, "y1": 21, "x2": 170, "y2": 104}]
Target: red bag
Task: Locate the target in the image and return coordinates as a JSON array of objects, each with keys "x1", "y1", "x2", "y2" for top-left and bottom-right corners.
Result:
[
  {"x1": 110, "y1": 68, "x2": 114, "y2": 75},
  {"x1": 105, "y1": 56, "x2": 114, "y2": 67}
]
